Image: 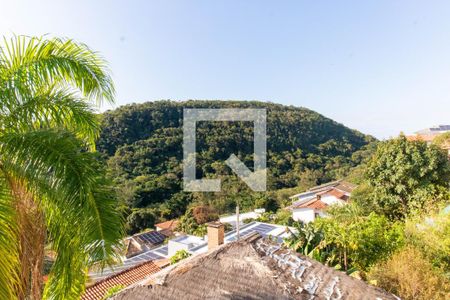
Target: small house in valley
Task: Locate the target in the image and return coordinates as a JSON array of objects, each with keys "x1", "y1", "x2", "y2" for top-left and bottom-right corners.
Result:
[{"x1": 287, "y1": 180, "x2": 356, "y2": 223}]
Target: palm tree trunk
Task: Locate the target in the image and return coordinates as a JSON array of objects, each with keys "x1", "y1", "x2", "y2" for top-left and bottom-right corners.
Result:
[{"x1": 12, "y1": 181, "x2": 46, "y2": 300}]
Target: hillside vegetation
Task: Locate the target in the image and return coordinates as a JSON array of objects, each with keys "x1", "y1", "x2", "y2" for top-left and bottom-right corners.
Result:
[{"x1": 97, "y1": 100, "x2": 376, "y2": 233}]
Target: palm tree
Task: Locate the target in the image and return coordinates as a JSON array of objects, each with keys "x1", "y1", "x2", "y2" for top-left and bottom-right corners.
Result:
[{"x1": 0, "y1": 36, "x2": 123, "y2": 299}]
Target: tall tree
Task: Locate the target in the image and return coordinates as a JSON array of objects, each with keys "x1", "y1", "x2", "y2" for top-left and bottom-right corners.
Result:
[
  {"x1": 0, "y1": 36, "x2": 123, "y2": 299},
  {"x1": 365, "y1": 135, "x2": 450, "y2": 219}
]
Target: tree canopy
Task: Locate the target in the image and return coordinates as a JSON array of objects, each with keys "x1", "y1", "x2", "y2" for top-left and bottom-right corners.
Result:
[{"x1": 364, "y1": 135, "x2": 450, "y2": 219}]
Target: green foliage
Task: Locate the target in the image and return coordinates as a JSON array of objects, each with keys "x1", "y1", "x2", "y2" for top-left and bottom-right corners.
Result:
[
  {"x1": 102, "y1": 285, "x2": 125, "y2": 299},
  {"x1": 316, "y1": 208, "x2": 404, "y2": 272},
  {"x1": 256, "y1": 209, "x2": 294, "y2": 226},
  {"x1": 273, "y1": 210, "x2": 295, "y2": 226},
  {"x1": 0, "y1": 35, "x2": 122, "y2": 299},
  {"x1": 97, "y1": 100, "x2": 375, "y2": 233},
  {"x1": 170, "y1": 250, "x2": 191, "y2": 265},
  {"x1": 255, "y1": 212, "x2": 271, "y2": 223},
  {"x1": 405, "y1": 209, "x2": 450, "y2": 271},
  {"x1": 286, "y1": 205, "x2": 404, "y2": 272},
  {"x1": 126, "y1": 208, "x2": 158, "y2": 234},
  {"x1": 284, "y1": 222, "x2": 324, "y2": 259},
  {"x1": 243, "y1": 218, "x2": 255, "y2": 224},
  {"x1": 364, "y1": 135, "x2": 450, "y2": 219},
  {"x1": 177, "y1": 205, "x2": 218, "y2": 236},
  {"x1": 433, "y1": 131, "x2": 450, "y2": 147},
  {"x1": 223, "y1": 222, "x2": 233, "y2": 232}
]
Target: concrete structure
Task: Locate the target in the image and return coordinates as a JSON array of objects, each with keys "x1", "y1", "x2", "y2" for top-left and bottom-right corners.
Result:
[
  {"x1": 206, "y1": 221, "x2": 224, "y2": 250},
  {"x1": 167, "y1": 235, "x2": 205, "y2": 257}
]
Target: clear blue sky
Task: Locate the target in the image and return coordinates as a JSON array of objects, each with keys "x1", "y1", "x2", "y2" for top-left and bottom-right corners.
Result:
[{"x1": 2, "y1": 0, "x2": 450, "y2": 138}]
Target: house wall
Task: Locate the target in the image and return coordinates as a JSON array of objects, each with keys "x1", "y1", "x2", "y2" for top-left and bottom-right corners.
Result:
[
  {"x1": 292, "y1": 208, "x2": 328, "y2": 223},
  {"x1": 292, "y1": 208, "x2": 316, "y2": 223}
]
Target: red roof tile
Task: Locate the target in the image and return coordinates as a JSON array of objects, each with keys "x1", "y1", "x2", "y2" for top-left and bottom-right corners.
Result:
[
  {"x1": 82, "y1": 261, "x2": 161, "y2": 300},
  {"x1": 325, "y1": 188, "x2": 347, "y2": 200},
  {"x1": 155, "y1": 219, "x2": 179, "y2": 231},
  {"x1": 294, "y1": 198, "x2": 328, "y2": 210}
]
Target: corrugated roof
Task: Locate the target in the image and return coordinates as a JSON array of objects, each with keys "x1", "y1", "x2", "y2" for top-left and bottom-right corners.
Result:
[
  {"x1": 82, "y1": 261, "x2": 161, "y2": 300},
  {"x1": 114, "y1": 233, "x2": 397, "y2": 300}
]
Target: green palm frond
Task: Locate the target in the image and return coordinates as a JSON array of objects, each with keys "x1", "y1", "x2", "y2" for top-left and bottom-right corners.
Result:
[
  {"x1": 0, "y1": 85, "x2": 100, "y2": 147},
  {"x1": 0, "y1": 34, "x2": 120, "y2": 299},
  {"x1": 0, "y1": 129, "x2": 123, "y2": 299},
  {"x1": 0, "y1": 177, "x2": 19, "y2": 300},
  {"x1": 0, "y1": 35, "x2": 114, "y2": 105}
]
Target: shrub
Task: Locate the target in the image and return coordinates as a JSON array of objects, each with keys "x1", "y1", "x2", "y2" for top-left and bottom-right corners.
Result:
[
  {"x1": 177, "y1": 205, "x2": 219, "y2": 235},
  {"x1": 405, "y1": 210, "x2": 450, "y2": 271},
  {"x1": 243, "y1": 218, "x2": 255, "y2": 224},
  {"x1": 170, "y1": 250, "x2": 191, "y2": 265},
  {"x1": 315, "y1": 208, "x2": 404, "y2": 272},
  {"x1": 223, "y1": 222, "x2": 233, "y2": 232},
  {"x1": 192, "y1": 205, "x2": 218, "y2": 224},
  {"x1": 126, "y1": 208, "x2": 158, "y2": 234},
  {"x1": 369, "y1": 246, "x2": 450, "y2": 299},
  {"x1": 273, "y1": 209, "x2": 294, "y2": 226}
]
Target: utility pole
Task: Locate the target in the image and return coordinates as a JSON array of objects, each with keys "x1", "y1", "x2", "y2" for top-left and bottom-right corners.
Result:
[{"x1": 236, "y1": 205, "x2": 240, "y2": 240}]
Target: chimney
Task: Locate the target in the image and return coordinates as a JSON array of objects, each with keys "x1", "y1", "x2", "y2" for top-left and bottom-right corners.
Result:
[{"x1": 207, "y1": 221, "x2": 224, "y2": 250}]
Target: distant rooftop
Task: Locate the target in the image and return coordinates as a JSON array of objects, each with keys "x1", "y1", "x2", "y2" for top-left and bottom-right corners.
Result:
[
  {"x1": 415, "y1": 125, "x2": 450, "y2": 135},
  {"x1": 289, "y1": 180, "x2": 356, "y2": 200}
]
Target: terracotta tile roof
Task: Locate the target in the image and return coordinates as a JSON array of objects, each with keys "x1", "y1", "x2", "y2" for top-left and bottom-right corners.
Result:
[
  {"x1": 295, "y1": 198, "x2": 328, "y2": 210},
  {"x1": 325, "y1": 188, "x2": 347, "y2": 200},
  {"x1": 155, "y1": 220, "x2": 179, "y2": 231},
  {"x1": 115, "y1": 233, "x2": 397, "y2": 300},
  {"x1": 82, "y1": 261, "x2": 161, "y2": 300}
]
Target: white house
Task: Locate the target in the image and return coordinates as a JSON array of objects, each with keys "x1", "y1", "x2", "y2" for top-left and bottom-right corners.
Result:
[{"x1": 287, "y1": 180, "x2": 356, "y2": 223}]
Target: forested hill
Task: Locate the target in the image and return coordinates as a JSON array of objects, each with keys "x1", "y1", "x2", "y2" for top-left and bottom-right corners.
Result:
[{"x1": 97, "y1": 100, "x2": 376, "y2": 233}]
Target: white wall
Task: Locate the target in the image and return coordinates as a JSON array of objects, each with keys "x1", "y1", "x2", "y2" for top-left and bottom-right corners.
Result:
[
  {"x1": 292, "y1": 208, "x2": 316, "y2": 223},
  {"x1": 168, "y1": 240, "x2": 189, "y2": 257}
]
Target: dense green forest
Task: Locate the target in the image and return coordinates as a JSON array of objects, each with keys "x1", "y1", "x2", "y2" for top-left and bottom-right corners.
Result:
[{"x1": 97, "y1": 100, "x2": 376, "y2": 233}]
